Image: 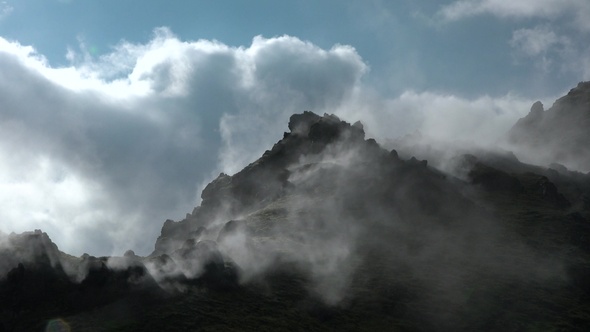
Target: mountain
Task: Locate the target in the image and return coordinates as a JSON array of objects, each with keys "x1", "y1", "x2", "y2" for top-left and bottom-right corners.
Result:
[
  {"x1": 508, "y1": 81, "x2": 590, "y2": 172},
  {"x1": 2, "y1": 96, "x2": 590, "y2": 330}
]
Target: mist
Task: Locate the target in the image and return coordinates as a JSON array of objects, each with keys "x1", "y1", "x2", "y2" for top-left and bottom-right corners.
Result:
[
  {"x1": 135, "y1": 111, "x2": 570, "y2": 327},
  {"x1": 1, "y1": 28, "x2": 556, "y2": 258}
]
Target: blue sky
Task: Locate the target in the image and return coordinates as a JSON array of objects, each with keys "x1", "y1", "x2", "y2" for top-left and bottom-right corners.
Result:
[
  {"x1": 3, "y1": 0, "x2": 587, "y2": 95},
  {"x1": 1, "y1": 0, "x2": 589, "y2": 256}
]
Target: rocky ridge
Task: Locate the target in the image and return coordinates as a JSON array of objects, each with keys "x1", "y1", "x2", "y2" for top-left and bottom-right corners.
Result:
[
  {"x1": 2, "y1": 103, "x2": 590, "y2": 330},
  {"x1": 509, "y1": 81, "x2": 590, "y2": 171}
]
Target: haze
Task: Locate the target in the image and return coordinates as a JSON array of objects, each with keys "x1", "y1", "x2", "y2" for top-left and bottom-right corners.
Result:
[{"x1": 1, "y1": 0, "x2": 589, "y2": 256}]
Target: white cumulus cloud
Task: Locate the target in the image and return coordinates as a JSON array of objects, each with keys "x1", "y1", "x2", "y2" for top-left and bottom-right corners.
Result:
[
  {"x1": 438, "y1": 0, "x2": 590, "y2": 31},
  {"x1": 0, "y1": 29, "x2": 367, "y2": 256},
  {"x1": 0, "y1": 27, "x2": 540, "y2": 257}
]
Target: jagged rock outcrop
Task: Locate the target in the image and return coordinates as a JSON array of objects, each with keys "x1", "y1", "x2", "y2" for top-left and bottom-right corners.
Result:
[
  {"x1": 508, "y1": 81, "x2": 590, "y2": 171},
  {"x1": 0, "y1": 230, "x2": 163, "y2": 330},
  {"x1": 152, "y1": 112, "x2": 495, "y2": 290},
  {"x1": 153, "y1": 112, "x2": 369, "y2": 255},
  {"x1": 532, "y1": 175, "x2": 571, "y2": 209},
  {"x1": 468, "y1": 162, "x2": 524, "y2": 193},
  {"x1": 4, "y1": 108, "x2": 590, "y2": 331},
  {"x1": 0, "y1": 230, "x2": 64, "y2": 279},
  {"x1": 80, "y1": 255, "x2": 157, "y2": 293}
]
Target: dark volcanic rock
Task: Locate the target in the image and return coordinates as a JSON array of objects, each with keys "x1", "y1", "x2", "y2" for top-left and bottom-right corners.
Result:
[
  {"x1": 468, "y1": 162, "x2": 524, "y2": 193},
  {"x1": 0, "y1": 230, "x2": 164, "y2": 330},
  {"x1": 531, "y1": 100, "x2": 544, "y2": 114},
  {"x1": 152, "y1": 111, "x2": 367, "y2": 255},
  {"x1": 508, "y1": 82, "x2": 590, "y2": 170},
  {"x1": 80, "y1": 255, "x2": 156, "y2": 293},
  {"x1": 288, "y1": 111, "x2": 323, "y2": 135},
  {"x1": 201, "y1": 173, "x2": 233, "y2": 211},
  {"x1": 408, "y1": 156, "x2": 428, "y2": 168},
  {"x1": 549, "y1": 162, "x2": 569, "y2": 173},
  {"x1": 0, "y1": 259, "x2": 73, "y2": 313},
  {"x1": 533, "y1": 175, "x2": 571, "y2": 209},
  {"x1": 5, "y1": 108, "x2": 590, "y2": 331},
  {"x1": 0, "y1": 230, "x2": 66, "y2": 280}
]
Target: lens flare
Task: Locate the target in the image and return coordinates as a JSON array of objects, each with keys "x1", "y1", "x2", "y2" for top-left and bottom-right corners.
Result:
[
  {"x1": 45, "y1": 318, "x2": 71, "y2": 332},
  {"x1": 89, "y1": 45, "x2": 99, "y2": 55}
]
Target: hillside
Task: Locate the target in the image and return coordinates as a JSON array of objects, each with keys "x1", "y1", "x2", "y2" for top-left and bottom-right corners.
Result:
[
  {"x1": 508, "y1": 81, "x2": 590, "y2": 172},
  {"x1": 2, "y1": 103, "x2": 590, "y2": 331}
]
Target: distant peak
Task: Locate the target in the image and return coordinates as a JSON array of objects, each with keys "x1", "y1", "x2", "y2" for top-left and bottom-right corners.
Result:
[
  {"x1": 288, "y1": 111, "x2": 365, "y2": 142},
  {"x1": 508, "y1": 81, "x2": 590, "y2": 171},
  {"x1": 288, "y1": 111, "x2": 322, "y2": 135},
  {"x1": 574, "y1": 81, "x2": 590, "y2": 91},
  {"x1": 563, "y1": 81, "x2": 590, "y2": 100},
  {"x1": 530, "y1": 101, "x2": 544, "y2": 114}
]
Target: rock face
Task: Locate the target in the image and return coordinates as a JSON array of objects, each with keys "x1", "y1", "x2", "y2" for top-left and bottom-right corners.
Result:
[
  {"x1": 151, "y1": 112, "x2": 498, "y2": 293},
  {"x1": 153, "y1": 112, "x2": 368, "y2": 255},
  {"x1": 533, "y1": 175, "x2": 571, "y2": 209},
  {"x1": 0, "y1": 231, "x2": 162, "y2": 330},
  {"x1": 0, "y1": 230, "x2": 63, "y2": 278},
  {"x1": 3, "y1": 109, "x2": 590, "y2": 330},
  {"x1": 508, "y1": 81, "x2": 590, "y2": 171},
  {"x1": 468, "y1": 162, "x2": 524, "y2": 194}
]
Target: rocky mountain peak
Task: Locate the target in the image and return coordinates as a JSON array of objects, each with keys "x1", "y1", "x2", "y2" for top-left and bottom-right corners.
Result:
[
  {"x1": 508, "y1": 81, "x2": 590, "y2": 171},
  {"x1": 288, "y1": 111, "x2": 322, "y2": 135},
  {"x1": 0, "y1": 229, "x2": 63, "y2": 276},
  {"x1": 530, "y1": 100, "x2": 544, "y2": 114},
  {"x1": 3, "y1": 104, "x2": 590, "y2": 330},
  {"x1": 154, "y1": 111, "x2": 373, "y2": 255},
  {"x1": 552, "y1": 81, "x2": 590, "y2": 113},
  {"x1": 288, "y1": 111, "x2": 365, "y2": 142},
  {"x1": 568, "y1": 81, "x2": 590, "y2": 97},
  {"x1": 510, "y1": 100, "x2": 545, "y2": 132}
]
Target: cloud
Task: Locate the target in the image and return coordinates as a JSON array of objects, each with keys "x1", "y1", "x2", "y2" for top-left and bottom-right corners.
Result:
[
  {"x1": 0, "y1": 29, "x2": 367, "y2": 256},
  {"x1": 436, "y1": 1, "x2": 590, "y2": 80},
  {"x1": 0, "y1": 1, "x2": 12, "y2": 20},
  {"x1": 332, "y1": 88, "x2": 536, "y2": 147},
  {"x1": 507, "y1": 25, "x2": 590, "y2": 79},
  {"x1": 0, "y1": 26, "x2": 547, "y2": 258},
  {"x1": 438, "y1": 0, "x2": 590, "y2": 31},
  {"x1": 510, "y1": 26, "x2": 561, "y2": 57},
  {"x1": 212, "y1": 115, "x2": 565, "y2": 307},
  {"x1": 217, "y1": 36, "x2": 366, "y2": 174},
  {"x1": 509, "y1": 25, "x2": 572, "y2": 73}
]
